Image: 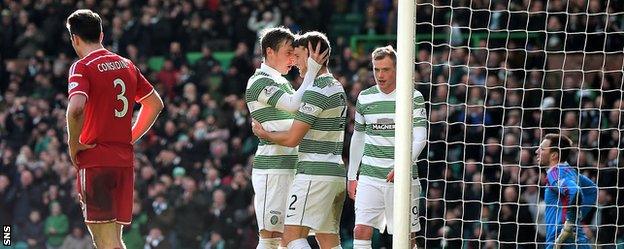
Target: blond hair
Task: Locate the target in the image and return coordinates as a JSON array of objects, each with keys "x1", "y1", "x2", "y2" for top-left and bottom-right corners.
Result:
[{"x1": 371, "y1": 45, "x2": 397, "y2": 65}]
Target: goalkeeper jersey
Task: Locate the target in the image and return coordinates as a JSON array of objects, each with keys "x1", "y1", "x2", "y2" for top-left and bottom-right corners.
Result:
[
  {"x1": 293, "y1": 73, "x2": 347, "y2": 178},
  {"x1": 245, "y1": 64, "x2": 297, "y2": 173},
  {"x1": 354, "y1": 86, "x2": 427, "y2": 183},
  {"x1": 544, "y1": 162, "x2": 597, "y2": 247}
]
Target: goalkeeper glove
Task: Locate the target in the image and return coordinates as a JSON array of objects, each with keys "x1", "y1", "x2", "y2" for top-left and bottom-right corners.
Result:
[{"x1": 554, "y1": 220, "x2": 574, "y2": 248}]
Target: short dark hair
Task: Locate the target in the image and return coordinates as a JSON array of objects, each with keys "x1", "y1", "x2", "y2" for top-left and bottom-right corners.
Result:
[
  {"x1": 293, "y1": 31, "x2": 331, "y2": 66},
  {"x1": 66, "y1": 9, "x2": 102, "y2": 44},
  {"x1": 259, "y1": 27, "x2": 294, "y2": 57},
  {"x1": 372, "y1": 45, "x2": 397, "y2": 66},
  {"x1": 544, "y1": 133, "x2": 574, "y2": 162}
]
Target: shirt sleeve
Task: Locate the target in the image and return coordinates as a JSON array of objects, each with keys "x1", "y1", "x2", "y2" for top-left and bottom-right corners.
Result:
[
  {"x1": 134, "y1": 65, "x2": 155, "y2": 102},
  {"x1": 354, "y1": 97, "x2": 366, "y2": 132},
  {"x1": 413, "y1": 90, "x2": 427, "y2": 127},
  {"x1": 246, "y1": 77, "x2": 289, "y2": 107},
  {"x1": 348, "y1": 95, "x2": 366, "y2": 180},
  {"x1": 294, "y1": 90, "x2": 325, "y2": 125},
  {"x1": 67, "y1": 61, "x2": 90, "y2": 100},
  {"x1": 578, "y1": 174, "x2": 598, "y2": 220}
]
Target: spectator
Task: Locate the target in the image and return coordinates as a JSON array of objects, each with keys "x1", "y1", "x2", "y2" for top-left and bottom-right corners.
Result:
[
  {"x1": 144, "y1": 227, "x2": 172, "y2": 249},
  {"x1": 122, "y1": 200, "x2": 149, "y2": 249},
  {"x1": 0, "y1": 174, "x2": 16, "y2": 225},
  {"x1": 19, "y1": 209, "x2": 45, "y2": 249},
  {"x1": 247, "y1": 5, "x2": 281, "y2": 54},
  {"x1": 44, "y1": 201, "x2": 69, "y2": 249},
  {"x1": 13, "y1": 169, "x2": 43, "y2": 227},
  {"x1": 174, "y1": 176, "x2": 208, "y2": 248},
  {"x1": 203, "y1": 231, "x2": 226, "y2": 249},
  {"x1": 157, "y1": 59, "x2": 180, "y2": 100},
  {"x1": 61, "y1": 225, "x2": 93, "y2": 249},
  {"x1": 146, "y1": 193, "x2": 176, "y2": 238}
]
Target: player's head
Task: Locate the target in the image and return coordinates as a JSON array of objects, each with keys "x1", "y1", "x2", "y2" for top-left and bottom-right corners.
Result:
[
  {"x1": 292, "y1": 31, "x2": 331, "y2": 77},
  {"x1": 260, "y1": 27, "x2": 295, "y2": 74},
  {"x1": 66, "y1": 9, "x2": 103, "y2": 57},
  {"x1": 536, "y1": 133, "x2": 573, "y2": 166},
  {"x1": 371, "y1": 45, "x2": 397, "y2": 93}
]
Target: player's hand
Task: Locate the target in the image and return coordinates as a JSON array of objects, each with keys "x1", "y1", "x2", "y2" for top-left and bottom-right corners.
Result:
[
  {"x1": 308, "y1": 41, "x2": 329, "y2": 66},
  {"x1": 347, "y1": 180, "x2": 358, "y2": 200},
  {"x1": 68, "y1": 140, "x2": 96, "y2": 168},
  {"x1": 555, "y1": 220, "x2": 575, "y2": 248},
  {"x1": 386, "y1": 169, "x2": 395, "y2": 182},
  {"x1": 251, "y1": 119, "x2": 268, "y2": 139}
]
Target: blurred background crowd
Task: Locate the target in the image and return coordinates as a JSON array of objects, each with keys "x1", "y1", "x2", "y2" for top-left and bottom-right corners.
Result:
[{"x1": 0, "y1": 0, "x2": 623, "y2": 248}]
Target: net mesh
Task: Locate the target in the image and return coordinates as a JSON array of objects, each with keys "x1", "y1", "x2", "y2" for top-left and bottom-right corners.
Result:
[{"x1": 412, "y1": 0, "x2": 624, "y2": 247}]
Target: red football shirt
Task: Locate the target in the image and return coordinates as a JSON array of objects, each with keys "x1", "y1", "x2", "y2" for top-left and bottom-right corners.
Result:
[{"x1": 67, "y1": 48, "x2": 154, "y2": 168}]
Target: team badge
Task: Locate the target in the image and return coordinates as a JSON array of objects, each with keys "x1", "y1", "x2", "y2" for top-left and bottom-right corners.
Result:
[{"x1": 68, "y1": 82, "x2": 79, "y2": 91}]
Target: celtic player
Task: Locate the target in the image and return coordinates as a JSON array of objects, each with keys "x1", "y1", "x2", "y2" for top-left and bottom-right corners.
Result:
[
  {"x1": 245, "y1": 27, "x2": 328, "y2": 249},
  {"x1": 253, "y1": 31, "x2": 347, "y2": 249},
  {"x1": 347, "y1": 46, "x2": 427, "y2": 249}
]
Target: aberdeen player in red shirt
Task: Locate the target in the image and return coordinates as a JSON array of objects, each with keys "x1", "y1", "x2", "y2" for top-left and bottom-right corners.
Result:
[{"x1": 65, "y1": 9, "x2": 164, "y2": 249}]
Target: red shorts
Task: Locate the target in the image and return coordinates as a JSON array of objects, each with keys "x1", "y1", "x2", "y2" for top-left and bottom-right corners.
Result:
[{"x1": 76, "y1": 167, "x2": 134, "y2": 225}]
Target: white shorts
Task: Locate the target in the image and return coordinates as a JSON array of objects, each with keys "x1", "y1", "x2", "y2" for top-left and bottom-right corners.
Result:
[
  {"x1": 252, "y1": 172, "x2": 295, "y2": 233},
  {"x1": 284, "y1": 174, "x2": 346, "y2": 234},
  {"x1": 354, "y1": 178, "x2": 421, "y2": 234}
]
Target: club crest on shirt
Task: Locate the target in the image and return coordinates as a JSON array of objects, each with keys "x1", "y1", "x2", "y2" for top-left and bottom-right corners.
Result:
[
  {"x1": 264, "y1": 86, "x2": 278, "y2": 96},
  {"x1": 68, "y1": 82, "x2": 79, "y2": 91},
  {"x1": 300, "y1": 103, "x2": 317, "y2": 115}
]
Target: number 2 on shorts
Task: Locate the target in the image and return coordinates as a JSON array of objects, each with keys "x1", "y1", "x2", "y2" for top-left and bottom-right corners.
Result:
[{"x1": 289, "y1": 194, "x2": 297, "y2": 210}]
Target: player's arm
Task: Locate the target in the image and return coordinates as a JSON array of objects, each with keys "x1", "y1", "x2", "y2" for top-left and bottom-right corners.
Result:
[
  {"x1": 131, "y1": 91, "x2": 164, "y2": 144},
  {"x1": 252, "y1": 89, "x2": 323, "y2": 147},
  {"x1": 131, "y1": 67, "x2": 164, "y2": 144},
  {"x1": 578, "y1": 174, "x2": 598, "y2": 221},
  {"x1": 348, "y1": 98, "x2": 366, "y2": 180},
  {"x1": 387, "y1": 92, "x2": 428, "y2": 182},
  {"x1": 67, "y1": 95, "x2": 86, "y2": 145},
  {"x1": 411, "y1": 92, "x2": 428, "y2": 163},
  {"x1": 549, "y1": 172, "x2": 582, "y2": 245},
  {"x1": 347, "y1": 97, "x2": 365, "y2": 199},
  {"x1": 253, "y1": 43, "x2": 328, "y2": 113},
  {"x1": 253, "y1": 119, "x2": 311, "y2": 147},
  {"x1": 66, "y1": 62, "x2": 95, "y2": 166}
]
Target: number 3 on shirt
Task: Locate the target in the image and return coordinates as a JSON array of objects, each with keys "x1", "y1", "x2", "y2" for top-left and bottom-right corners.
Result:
[{"x1": 113, "y1": 78, "x2": 128, "y2": 118}]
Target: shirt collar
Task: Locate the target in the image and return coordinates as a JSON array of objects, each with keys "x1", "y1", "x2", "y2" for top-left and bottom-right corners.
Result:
[
  {"x1": 85, "y1": 48, "x2": 108, "y2": 58},
  {"x1": 557, "y1": 162, "x2": 570, "y2": 168},
  {"x1": 260, "y1": 63, "x2": 284, "y2": 79},
  {"x1": 375, "y1": 85, "x2": 396, "y2": 96},
  {"x1": 548, "y1": 162, "x2": 570, "y2": 174}
]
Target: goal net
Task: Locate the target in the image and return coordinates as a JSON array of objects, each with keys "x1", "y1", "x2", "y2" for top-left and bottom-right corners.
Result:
[{"x1": 412, "y1": 0, "x2": 624, "y2": 248}]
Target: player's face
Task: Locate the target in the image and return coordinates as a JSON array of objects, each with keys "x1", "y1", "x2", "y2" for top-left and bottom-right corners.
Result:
[
  {"x1": 536, "y1": 139, "x2": 552, "y2": 166},
  {"x1": 373, "y1": 57, "x2": 397, "y2": 93},
  {"x1": 293, "y1": 46, "x2": 308, "y2": 77},
  {"x1": 268, "y1": 40, "x2": 295, "y2": 75}
]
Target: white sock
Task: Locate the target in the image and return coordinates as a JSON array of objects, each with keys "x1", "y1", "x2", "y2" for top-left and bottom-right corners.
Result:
[
  {"x1": 278, "y1": 246, "x2": 288, "y2": 249},
  {"x1": 286, "y1": 238, "x2": 311, "y2": 249},
  {"x1": 353, "y1": 239, "x2": 372, "y2": 249},
  {"x1": 257, "y1": 238, "x2": 281, "y2": 249}
]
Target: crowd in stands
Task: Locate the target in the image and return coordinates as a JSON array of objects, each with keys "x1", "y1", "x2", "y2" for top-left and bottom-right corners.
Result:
[{"x1": 1, "y1": 0, "x2": 623, "y2": 248}]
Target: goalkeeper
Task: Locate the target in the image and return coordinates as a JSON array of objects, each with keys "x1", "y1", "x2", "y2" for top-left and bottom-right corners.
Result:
[
  {"x1": 536, "y1": 134, "x2": 598, "y2": 249},
  {"x1": 347, "y1": 46, "x2": 427, "y2": 249}
]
